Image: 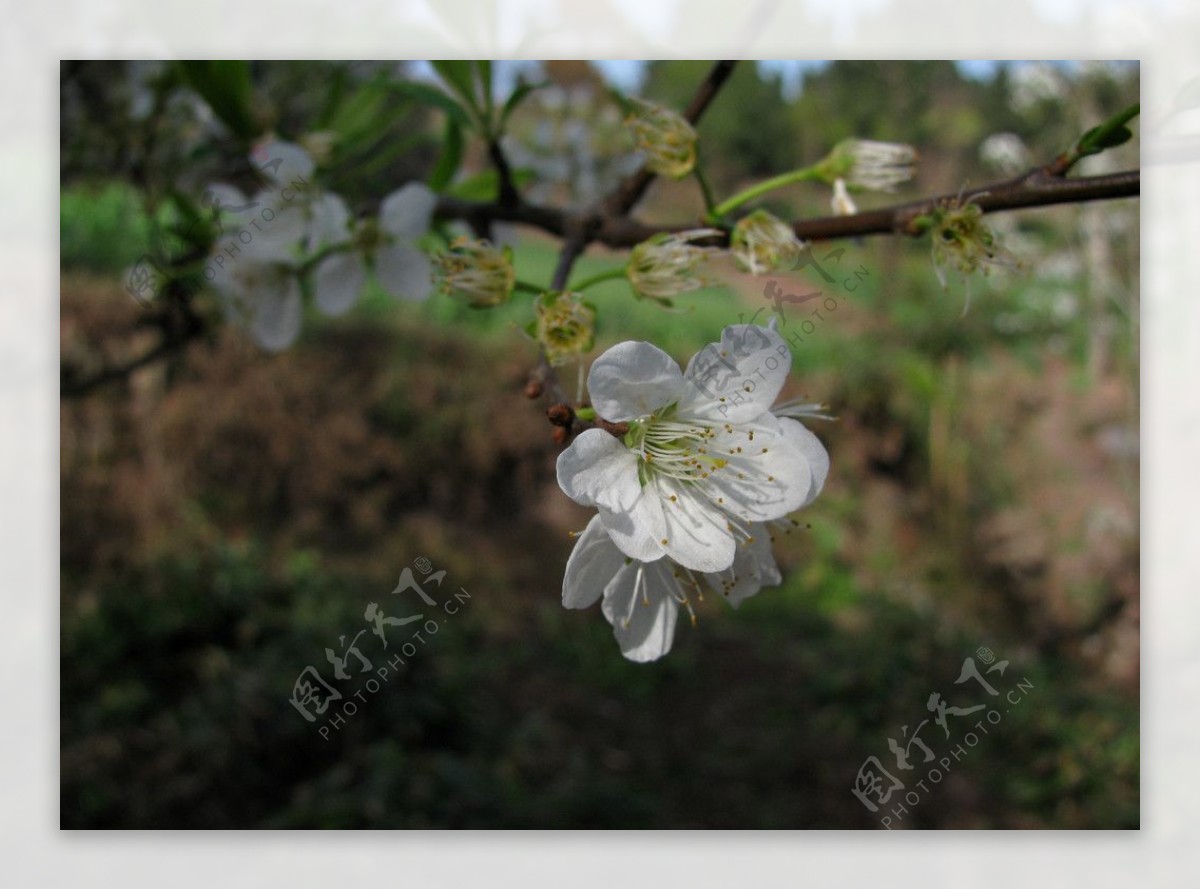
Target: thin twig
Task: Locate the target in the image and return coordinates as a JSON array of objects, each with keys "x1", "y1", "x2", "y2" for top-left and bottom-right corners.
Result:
[
  {"x1": 488, "y1": 139, "x2": 519, "y2": 208},
  {"x1": 61, "y1": 302, "x2": 205, "y2": 398}
]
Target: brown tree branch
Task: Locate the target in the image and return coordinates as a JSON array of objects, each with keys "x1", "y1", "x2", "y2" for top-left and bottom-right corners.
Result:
[
  {"x1": 61, "y1": 300, "x2": 206, "y2": 398},
  {"x1": 488, "y1": 138, "x2": 519, "y2": 208},
  {"x1": 790, "y1": 168, "x2": 1140, "y2": 241},
  {"x1": 436, "y1": 167, "x2": 1140, "y2": 249}
]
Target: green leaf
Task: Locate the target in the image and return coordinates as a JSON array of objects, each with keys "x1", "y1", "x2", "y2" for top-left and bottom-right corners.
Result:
[
  {"x1": 316, "y1": 64, "x2": 350, "y2": 129},
  {"x1": 328, "y1": 77, "x2": 391, "y2": 147},
  {"x1": 444, "y1": 168, "x2": 535, "y2": 202},
  {"x1": 1079, "y1": 123, "x2": 1133, "y2": 156},
  {"x1": 474, "y1": 60, "x2": 492, "y2": 105},
  {"x1": 498, "y1": 81, "x2": 547, "y2": 131},
  {"x1": 177, "y1": 61, "x2": 258, "y2": 140},
  {"x1": 428, "y1": 118, "x2": 464, "y2": 191},
  {"x1": 389, "y1": 80, "x2": 473, "y2": 129},
  {"x1": 430, "y1": 61, "x2": 478, "y2": 110}
]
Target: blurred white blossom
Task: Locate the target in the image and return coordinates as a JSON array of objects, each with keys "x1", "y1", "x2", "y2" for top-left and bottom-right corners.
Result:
[{"x1": 979, "y1": 132, "x2": 1032, "y2": 175}]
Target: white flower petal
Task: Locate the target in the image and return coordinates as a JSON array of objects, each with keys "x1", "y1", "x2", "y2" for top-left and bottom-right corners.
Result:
[
  {"x1": 248, "y1": 271, "x2": 303, "y2": 352},
  {"x1": 558, "y1": 432, "x2": 671, "y2": 563},
  {"x1": 598, "y1": 503, "x2": 669, "y2": 564},
  {"x1": 380, "y1": 182, "x2": 436, "y2": 242},
  {"x1": 780, "y1": 418, "x2": 829, "y2": 507},
  {"x1": 704, "y1": 527, "x2": 781, "y2": 609},
  {"x1": 203, "y1": 182, "x2": 250, "y2": 215},
  {"x1": 240, "y1": 191, "x2": 308, "y2": 261},
  {"x1": 655, "y1": 476, "x2": 737, "y2": 572},
  {"x1": 556, "y1": 429, "x2": 640, "y2": 508},
  {"x1": 703, "y1": 414, "x2": 813, "y2": 523},
  {"x1": 313, "y1": 251, "x2": 367, "y2": 316},
  {"x1": 678, "y1": 323, "x2": 791, "y2": 424},
  {"x1": 374, "y1": 243, "x2": 433, "y2": 301},
  {"x1": 586, "y1": 341, "x2": 686, "y2": 423},
  {"x1": 306, "y1": 192, "x2": 352, "y2": 252},
  {"x1": 253, "y1": 138, "x2": 316, "y2": 186},
  {"x1": 562, "y1": 515, "x2": 626, "y2": 610},
  {"x1": 601, "y1": 561, "x2": 680, "y2": 662}
]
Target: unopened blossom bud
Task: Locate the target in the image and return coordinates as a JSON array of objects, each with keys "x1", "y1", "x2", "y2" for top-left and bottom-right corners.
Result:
[
  {"x1": 534, "y1": 291, "x2": 596, "y2": 366},
  {"x1": 627, "y1": 228, "x2": 722, "y2": 302},
  {"x1": 626, "y1": 98, "x2": 698, "y2": 179},
  {"x1": 433, "y1": 237, "x2": 515, "y2": 308},
  {"x1": 830, "y1": 178, "x2": 857, "y2": 216},
  {"x1": 818, "y1": 139, "x2": 917, "y2": 192},
  {"x1": 929, "y1": 200, "x2": 1020, "y2": 288},
  {"x1": 730, "y1": 210, "x2": 807, "y2": 276}
]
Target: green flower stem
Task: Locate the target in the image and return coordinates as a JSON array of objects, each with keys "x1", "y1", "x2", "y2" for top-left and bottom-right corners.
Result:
[
  {"x1": 574, "y1": 406, "x2": 597, "y2": 421},
  {"x1": 568, "y1": 266, "x2": 629, "y2": 292},
  {"x1": 514, "y1": 279, "x2": 544, "y2": 296},
  {"x1": 710, "y1": 165, "x2": 823, "y2": 218}
]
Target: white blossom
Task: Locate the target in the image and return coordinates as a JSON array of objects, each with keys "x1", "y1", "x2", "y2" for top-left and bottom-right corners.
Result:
[{"x1": 556, "y1": 323, "x2": 829, "y2": 574}]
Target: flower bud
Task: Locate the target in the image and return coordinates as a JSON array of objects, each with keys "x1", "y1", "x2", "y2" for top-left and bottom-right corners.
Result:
[
  {"x1": 627, "y1": 228, "x2": 722, "y2": 302},
  {"x1": 626, "y1": 98, "x2": 698, "y2": 179},
  {"x1": 533, "y1": 291, "x2": 596, "y2": 366},
  {"x1": 730, "y1": 210, "x2": 807, "y2": 276},
  {"x1": 818, "y1": 139, "x2": 917, "y2": 192},
  {"x1": 433, "y1": 237, "x2": 515, "y2": 308}
]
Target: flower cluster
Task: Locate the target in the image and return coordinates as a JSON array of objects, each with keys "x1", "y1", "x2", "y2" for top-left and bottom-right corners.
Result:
[
  {"x1": 556, "y1": 322, "x2": 829, "y2": 661},
  {"x1": 206, "y1": 138, "x2": 437, "y2": 352}
]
